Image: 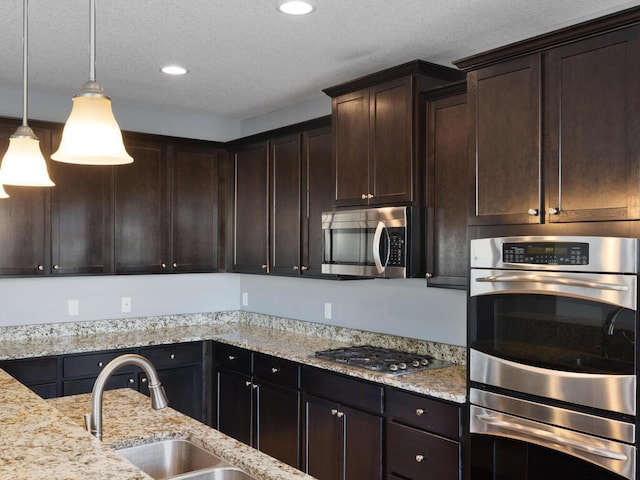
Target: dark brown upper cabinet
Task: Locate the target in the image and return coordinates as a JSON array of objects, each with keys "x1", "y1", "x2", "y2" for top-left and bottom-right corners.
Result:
[
  {"x1": 457, "y1": 10, "x2": 640, "y2": 227},
  {"x1": 231, "y1": 118, "x2": 333, "y2": 277},
  {"x1": 424, "y1": 85, "x2": 468, "y2": 289},
  {"x1": 50, "y1": 131, "x2": 113, "y2": 275},
  {"x1": 466, "y1": 55, "x2": 542, "y2": 226},
  {"x1": 116, "y1": 134, "x2": 222, "y2": 274},
  {"x1": 0, "y1": 121, "x2": 49, "y2": 276},
  {"x1": 324, "y1": 61, "x2": 465, "y2": 208}
]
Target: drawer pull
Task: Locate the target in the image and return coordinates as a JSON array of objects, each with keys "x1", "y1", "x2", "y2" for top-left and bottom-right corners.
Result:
[
  {"x1": 415, "y1": 408, "x2": 426, "y2": 416},
  {"x1": 228, "y1": 355, "x2": 236, "y2": 361},
  {"x1": 170, "y1": 354, "x2": 175, "y2": 360},
  {"x1": 141, "y1": 377, "x2": 147, "y2": 384},
  {"x1": 245, "y1": 381, "x2": 252, "y2": 387},
  {"x1": 128, "y1": 378, "x2": 134, "y2": 384},
  {"x1": 97, "y1": 361, "x2": 104, "y2": 368},
  {"x1": 252, "y1": 384, "x2": 258, "y2": 390},
  {"x1": 331, "y1": 409, "x2": 338, "y2": 416},
  {"x1": 415, "y1": 454, "x2": 425, "y2": 463},
  {"x1": 271, "y1": 367, "x2": 279, "y2": 374}
]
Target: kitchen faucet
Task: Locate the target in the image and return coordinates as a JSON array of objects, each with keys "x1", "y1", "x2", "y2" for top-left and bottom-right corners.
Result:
[{"x1": 85, "y1": 354, "x2": 169, "y2": 440}]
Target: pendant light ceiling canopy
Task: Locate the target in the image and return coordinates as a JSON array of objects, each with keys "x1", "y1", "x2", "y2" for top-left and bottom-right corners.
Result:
[
  {"x1": 51, "y1": 0, "x2": 133, "y2": 166},
  {"x1": 0, "y1": 0, "x2": 54, "y2": 188}
]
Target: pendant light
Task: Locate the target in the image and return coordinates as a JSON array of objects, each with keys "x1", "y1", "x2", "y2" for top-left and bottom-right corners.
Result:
[
  {"x1": 51, "y1": 0, "x2": 133, "y2": 165},
  {"x1": 0, "y1": 184, "x2": 9, "y2": 199},
  {"x1": 0, "y1": 0, "x2": 55, "y2": 187}
]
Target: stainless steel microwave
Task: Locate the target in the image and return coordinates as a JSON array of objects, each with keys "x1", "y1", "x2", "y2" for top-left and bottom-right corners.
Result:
[{"x1": 321, "y1": 206, "x2": 424, "y2": 278}]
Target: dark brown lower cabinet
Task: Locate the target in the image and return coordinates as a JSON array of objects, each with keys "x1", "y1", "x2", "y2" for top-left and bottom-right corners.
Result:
[
  {"x1": 0, "y1": 356, "x2": 58, "y2": 398},
  {"x1": 140, "y1": 364, "x2": 203, "y2": 421},
  {"x1": 217, "y1": 368, "x2": 253, "y2": 444}
]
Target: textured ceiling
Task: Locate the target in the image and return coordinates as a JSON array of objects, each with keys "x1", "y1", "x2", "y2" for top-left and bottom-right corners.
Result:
[{"x1": 1, "y1": 0, "x2": 639, "y2": 122}]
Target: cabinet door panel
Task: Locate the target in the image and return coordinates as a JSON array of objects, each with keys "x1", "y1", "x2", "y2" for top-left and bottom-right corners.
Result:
[
  {"x1": 256, "y1": 383, "x2": 300, "y2": 468},
  {"x1": 370, "y1": 77, "x2": 413, "y2": 205},
  {"x1": 233, "y1": 143, "x2": 268, "y2": 273},
  {"x1": 547, "y1": 27, "x2": 640, "y2": 222},
  {"x1": 217, "y1": 369, "x2": 252, "y2": 445},
  {"x1": 115, "y1": 138, "x2": 169, "y2": 273},
  {"x1": 270, "y1": 136, "x2": 301, "y2": 275},
  {"x1": 141, "y1": 365, "x2": 203, "y2": 422},
  {"x1": 469, "y1": 55, "x2": 541, "y2": 225},
  {"x1": 303, "y1": 126, "x2": 333, "y2": 276},
  {"x1": 344, "y1": 404, "x2": 383, "y2": 480},
  {"x1": 0, "y1": 123, "x2": 48, "y2": 275},
  {"x1": 304, "y1": 394, "x2": 343, "y2": 480},
  {"x1": 172, "y1": 146, "x2": 219, "y2": 272},
  {"x1": 50, "y1": 130, "x2": 113, "y2": 275},
  {"x1": 333, "y1": 89, "x2": 370, "y2": 206},
  {"x1": 426, "y1": 92, "x2": 468, "y2": 288}
]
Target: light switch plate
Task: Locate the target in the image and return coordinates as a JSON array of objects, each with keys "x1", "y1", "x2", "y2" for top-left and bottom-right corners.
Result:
[{"x1": 68, "y1": 299, "x2": 79, "y2": 316}]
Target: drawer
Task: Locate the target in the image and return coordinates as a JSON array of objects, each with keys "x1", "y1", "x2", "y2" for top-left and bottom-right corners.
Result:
[
  {"x1": 386, "y1": 388, "x2": 461, "y2": 439},
  {"x1": 63, "y1": 349, "x2": 137, "y2": 378},
  {"x1": 0, "y1": 356, "x2": 57, "y2": 384},
  {"x1": 63, "y1": 372, "x2": 137, "y2": 396},
  {"x1": 140, "y1": 342, "x2": 202, "y2": 368},
  {"x1": 301, "y1": 366, "x2": 383, "y2": 414},
  {"x1": 253, "y1": 353, "x2": 299, "y2": 388},
  {"x1": 215, "y1": 343, "x2": 252, "y2": 374},
  {"x1": 386, "y1": 421, "x2": 460, "y2": 480}
]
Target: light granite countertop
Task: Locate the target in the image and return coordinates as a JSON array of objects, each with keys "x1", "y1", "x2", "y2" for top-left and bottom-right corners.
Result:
[{"x1": 0, "y1": 312, "x2": 467, "y2": 403}]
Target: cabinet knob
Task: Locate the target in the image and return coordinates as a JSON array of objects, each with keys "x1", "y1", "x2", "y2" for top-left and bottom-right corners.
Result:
[
  {"x1": 252, "y1": 384, "x2": 258, "y2": 389},
  {"x1": 415, "y1": 454, "x2": 425, "y2": 463},
  {"x1": 97, "y1": 361, "x2": 104, "y2": 368},
  {"x1": 172, "y1": 262, "x2": 178, "y2": 268},
  {"x1": 527, "y1": 208, "x2": 539, "y2": 216},
  {"x1": 128, "y1": 378, "x2": 135, "y2": 384},
  {"x1": 368, "y1": 193, "x2": 374, "y2": 199},
  {"x1": 37, "y1": 265, "x2": 44, "y2": 271},
  {"x1": 331, "y1": 409, "x2": 338, "y2": 416},
  {"x1": 415, "y1": 408, "x2": 426, "y2": 416},
  {"x1": 170, "y1": 354, "x2": 175, "y2": 360},
  {"x1": 361, "y1": 193, "x2": 368, "y2": 200},
  {"x1": 301, "y1": 265, "x2": 308, "y2": 271},
  {"x1": 161, "y1": 263, "x2": 166, "y2": 269},
  {"x1": 245, "y1": 381, "x2": 252, "y2": 387},
  {"x1": 261, "y1": 264, "x2": 267, "y2": 269},
  {"x1": 271, "y1": 367, "x2": 279, "y2": 374},
  {"x1": 292, "y1": 265, "x2": 299, "y2": 271},
  {"x1": 336, "y1": 411, "x2": 344, "y2": 418},
  {"x1": 228, "y1": 355, "x2": 236, "y2": 361},
  {"x1": 53, "y1": 264, "x2": 60, "y2": 270},
  {"x1": 141, "y1": 377, "x2": 148, "y2": 384},
  {"x1": 548, "y1": 207, "x2": 560, "y2": 215},
  {"x1": 425, "y1": 273, "x2": 433, "y2": 279}
]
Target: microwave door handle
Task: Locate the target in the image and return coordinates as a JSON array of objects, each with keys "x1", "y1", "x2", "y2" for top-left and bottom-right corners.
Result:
[
  {"x1": 373, "y1": 221, "x2": 389, "y2": 274},
  {"x1": 475, "y1": 413, "x2": 628, "y2": 461},
  {"x1": 475, "y1": 274, "x2": 629, "y2": 292}
]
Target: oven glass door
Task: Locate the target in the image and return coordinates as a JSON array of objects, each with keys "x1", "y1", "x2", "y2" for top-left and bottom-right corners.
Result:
[{"x1": 469, "y1": 271, "x2": 636, "y2": 375}]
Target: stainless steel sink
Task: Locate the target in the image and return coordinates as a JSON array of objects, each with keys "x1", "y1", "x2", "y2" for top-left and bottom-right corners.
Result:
[
  {"x1": 116, "y1": 439, "x2": 231, "y2": 479},
  {"x1": 176, "y1": 468, "x2": 257, "y2": 480}
]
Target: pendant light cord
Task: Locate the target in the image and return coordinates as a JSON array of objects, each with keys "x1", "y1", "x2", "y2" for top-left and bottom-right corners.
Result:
[
  {"x1": 90, "y1": 0, "x2": 96, "y2": 82},
  {"x1": 22, "y1": 0, "x2": 29, "y2": 127}
]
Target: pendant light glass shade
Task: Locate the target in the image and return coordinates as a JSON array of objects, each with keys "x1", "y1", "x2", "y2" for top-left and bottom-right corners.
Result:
[
  {"x1": 51, "y1": 0, "x2": 132, "y2": 166},
  {"x1": 0, "y1": 0, "x2": 55, "y2": 187},
  {"x1": 0, "y1": 184, "x2": 9, "y2": 199}
]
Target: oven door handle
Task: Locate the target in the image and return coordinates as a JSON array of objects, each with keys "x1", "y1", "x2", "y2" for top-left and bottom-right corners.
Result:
[
  {"x1": 372, "y1": 221, "x2": 389, "y2": 274},
  {"x1": 475, "y1": 274, "x2": 629, "y2": 292},
  {"x1": 475, "y1": 413, "x2": 628, "y2": 461}
]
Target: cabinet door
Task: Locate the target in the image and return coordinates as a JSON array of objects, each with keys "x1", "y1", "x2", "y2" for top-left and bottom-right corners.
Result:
[
  {"x1": 0, "y1": 122, "x2": 48, "y2": 275},
  {"x1": 217, "y1": 369, "x2": 253, "y2": 445},
  {"x1": 546, "y1": 26, "x2": 640, "y2": 222},
  {"x1": 171, "y1": 145, "x2": 219, "y2": 272},
  {"x1": 50, "y1": 132, "x2": 113, "y2": 275},
  {"x1": 256, "y1": 382, "x2": 300, "y2": 468},
  {"x1": 233, "y1": 143, "x2": 269, "y2": 273},
  {"x1": 369, "y1": 76, "x2": 413, "y2": 205},
  {"x1": 469, "y1": 55, "x2": 542, "y2": 225},
  {"x1": 426, "y1": 92, "x2": 468, "y2": 289},
  {"x1": 303, "y1": 126, "x2": 333, "y2": 277},
  {"x1": 140, "y1": 365, "x2": 203, "y2": 422},
  {"x1": 115, "y1": 136, "x2": 169, "y2": 273},
  {"x1": 270, "y1": 135, "x2": 301, "y2": 276},
  {"x1": 304, "y1": 394, "x2": 343, "y2": 480},
  {"x1": 343, "y1": 404, "x2": 383, "y2": 480},
  {"x1": 333, "y1": 89, "x2": 370, "y2": 207}
]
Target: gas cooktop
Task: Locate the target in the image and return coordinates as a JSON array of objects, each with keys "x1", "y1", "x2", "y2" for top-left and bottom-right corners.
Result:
[{"x1": 314, "y1": 345, "x2": 452, "y2": 376}]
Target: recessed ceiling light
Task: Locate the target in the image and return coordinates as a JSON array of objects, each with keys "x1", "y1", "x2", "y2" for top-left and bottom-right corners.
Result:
[
  {"x1": 278, "y1": 1, "x2": 314, "y2": 15},
  {"x1": 161, "y1": 65, "x2": 189, "y2": 75}
]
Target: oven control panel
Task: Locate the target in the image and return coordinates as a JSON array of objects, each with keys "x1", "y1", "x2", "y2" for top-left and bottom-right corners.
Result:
[{"x1": 503, "y1": 242, "x2": 589, "y2": 265}]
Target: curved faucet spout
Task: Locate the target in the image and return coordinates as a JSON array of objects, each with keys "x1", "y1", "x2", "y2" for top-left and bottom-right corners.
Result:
[{"x1": 85, "y1": 353, "x2": 169, "y2": 440}]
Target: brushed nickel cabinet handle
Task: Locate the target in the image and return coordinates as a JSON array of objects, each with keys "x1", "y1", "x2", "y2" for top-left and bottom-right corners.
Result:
[
  {"x1": 293, "y1": 265, "x2": 299, "y2": 271},
  {"x1": 261, "y1": 264, "x2": 267, "y2": 269},
  {"x1": 161, "y1": 263, "x2": 166, "y2": 269},
  {"x1": 301, "y1": 265, "x2": 308, "y2": 271},
  {"x1": 172, "y1": 262, "x2": 178, "y2": 268},
  {"x1": 271, "y1": 367, "x2": 279, "y2": 374},
  {"x1": 527, "y1": 208, "x2": 539, "y2": 216},
  {"x1": 415, "y1": 454, "x2": 425, "y2": 463},
  {"x1": 336, "y1": 411, "x2": 344, "y2": 418},
  {"x1": 416, "y1": 408, "x2": 426, "y2": 416},
  {"x1": 548, "y1": 207, "x2": 560, "y2": 215},
  {"x1": 361, "y1": 193, "x2": 367, "y2": 200},
  {"x1": 37, "y1": 265, "x2": 44, "y2": 271},
  {"x1": 53, "y1": 264, "x2": 60, "y2": 270}
]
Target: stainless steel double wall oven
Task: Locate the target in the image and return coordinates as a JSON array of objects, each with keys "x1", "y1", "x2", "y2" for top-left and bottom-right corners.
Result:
[{"x1": 468, "y1": 236, "x2": 638, "y2": 480}]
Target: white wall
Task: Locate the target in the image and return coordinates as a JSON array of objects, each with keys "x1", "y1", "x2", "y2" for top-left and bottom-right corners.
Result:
[
  {"x1": 0, "y1": 273, "x2": 240, "y2": 327},
  {"x1": 238, "y1": 275, "x2": 467, "y2": 347},
  {"x1": 240, "y1": 96, "x2": 332, "y2": 137}
]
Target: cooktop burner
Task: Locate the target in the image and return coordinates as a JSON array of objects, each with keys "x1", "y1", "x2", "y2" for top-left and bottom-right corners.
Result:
[{"x1": 314, "y1": 345, "x2": 452, "y2": 376}]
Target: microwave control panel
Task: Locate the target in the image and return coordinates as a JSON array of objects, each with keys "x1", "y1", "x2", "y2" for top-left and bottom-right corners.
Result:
[
  {"x1": 503, "y1": 242, "x2": 589, "y2": 265},
  {"x1": 387, "y1": 229, "x2": 405, "y2": 267}
]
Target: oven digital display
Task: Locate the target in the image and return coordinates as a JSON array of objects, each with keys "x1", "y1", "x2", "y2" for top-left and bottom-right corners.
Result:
[{"x1": 503, "y1": 242, "x2": 589, "y2": 265}]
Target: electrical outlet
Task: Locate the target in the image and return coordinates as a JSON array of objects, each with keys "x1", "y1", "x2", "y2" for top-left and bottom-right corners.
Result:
[
  {"x1": 242, "y1": 292, "x2": 249, "y2": 307},
  {"x1": 324, "y1": 302, "x2": 332, "y2": 320},
  {"x1": 68, "y1": 299, "x2": 79, "y2": 316},
  {"x1": 121, "y1": 296, "x2": 132, "y2": 313}
]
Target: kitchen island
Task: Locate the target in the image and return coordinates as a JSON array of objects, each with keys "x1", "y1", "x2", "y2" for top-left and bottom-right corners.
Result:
[{"x1": 0, "y1": 368, "x2": 312, "y2": 480}]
